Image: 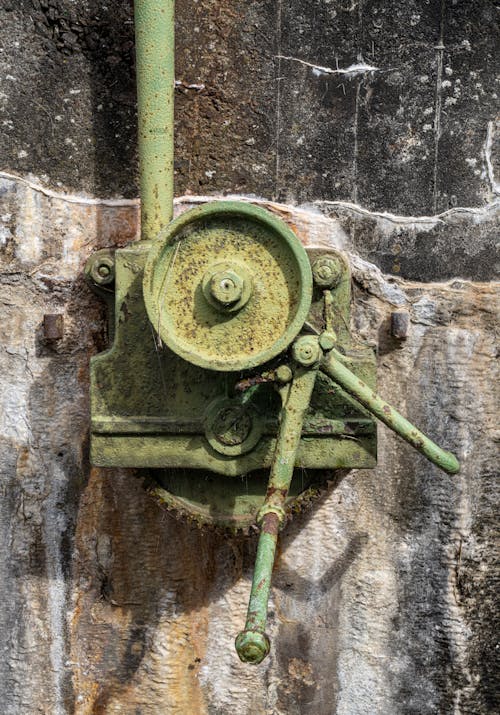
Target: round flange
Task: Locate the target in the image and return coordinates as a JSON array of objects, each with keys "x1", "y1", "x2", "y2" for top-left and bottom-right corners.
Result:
[
  {"x1": 204, "y1": 397, "x2": 262, "y2": 456},
  {"x1": 143, "y1": 202, "x2": 312, "y2": 372}
]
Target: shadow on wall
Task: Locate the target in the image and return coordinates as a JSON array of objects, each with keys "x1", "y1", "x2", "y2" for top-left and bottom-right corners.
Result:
[
  {"x1": 68, "y1": 462, "x2": 361, "y2": 710},
  {"x1": 87, "y1": 0, "x2": 137, "y2": 198},
  {"x1": 10, "y1": 0, "x2": 137, "y2": 200}
]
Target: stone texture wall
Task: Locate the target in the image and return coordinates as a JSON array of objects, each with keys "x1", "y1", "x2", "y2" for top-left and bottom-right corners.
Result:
[{"x1": 0, "y1": 2, "x2": 498, "y2": 714}]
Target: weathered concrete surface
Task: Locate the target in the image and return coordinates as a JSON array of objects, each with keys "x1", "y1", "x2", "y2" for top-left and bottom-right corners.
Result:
[
  {"x1": 1, "y1": 2, "x2": 499, "y2": 214},
  {"x1": 0, "y1": 1, "x2": 498, "y2": 282},
  {"x1": 0, "y1": 1, "x2": 498, "y2": 714}
]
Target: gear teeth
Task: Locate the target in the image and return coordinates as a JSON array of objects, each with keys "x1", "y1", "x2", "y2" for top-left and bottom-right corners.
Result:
[
  {"x1": 143, "y1": 469, "x2": 342, "y2": 534},
  {"x1": 146, "y1": 479, "x2": 256, "y2": 535}
]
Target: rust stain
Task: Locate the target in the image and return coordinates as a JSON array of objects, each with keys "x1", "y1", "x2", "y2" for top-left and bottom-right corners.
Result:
[
  {"x1": 266, "y1": 486, "x2": 288, "y2": 499},
  {"x1": 262, "y1": 512, "x2": 281, "y2": 536},
  {"x1": 71, "y1": 468, "x2": 211, "y2": 714},
  {"x1": 287, "y1": 657, "x2": 316, "y2": 687}
]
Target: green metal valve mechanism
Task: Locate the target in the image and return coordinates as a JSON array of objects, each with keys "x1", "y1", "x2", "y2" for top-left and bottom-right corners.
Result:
[{"x1": 85, "y1": 0, "x2": 460, "y2": 665}]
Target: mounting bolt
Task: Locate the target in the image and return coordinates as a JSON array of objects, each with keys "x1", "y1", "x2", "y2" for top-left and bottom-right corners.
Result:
[
  {"x1": 292, "y1": 336, "x2": 320, "y2": 366},
  {"x1": 43, "y1": 314, "x2": 64, "y2": 341},
  {"x1": 275, "y1": 365, "x2": 293, "y2": 384},
  {"x1": 97, "y1": 264, "x2": 111, "y2": 278},
  {"x1": 391, "y1": 310, "x2": 410, "y2": 339},
  {"x1": 88, "y1": 253, "x2": 115, "y2": 286},
  {"x1": 319, "y1": 331, "x2": 337, "y2": 352},
  {"x1": 312, "y1": 255, "x2": 344, "y2": 288}
]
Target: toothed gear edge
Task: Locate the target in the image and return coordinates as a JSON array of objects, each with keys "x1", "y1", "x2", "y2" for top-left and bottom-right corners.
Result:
[{"x1": 146, "y1": 470, "x2": 343, "y2": 533}]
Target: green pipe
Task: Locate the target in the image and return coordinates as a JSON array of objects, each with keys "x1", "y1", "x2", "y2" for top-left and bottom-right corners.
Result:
[
  {"x1": 134, "y1": 0, "x2": 175, "y2": 241},
  {"x1": 321, "y1": 349, "x2": 460, "y2": 474},
  {"x1": 235, "y1": 366, "x2": 318, "y2": 664}
]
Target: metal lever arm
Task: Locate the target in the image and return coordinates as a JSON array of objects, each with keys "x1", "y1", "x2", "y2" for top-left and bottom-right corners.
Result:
[
  {"x1": 320, "y1": 347, "x2": 460, "y2": 474},
  {"x1": 235, "y1": 349, "x2": 318, "y2": 664}
]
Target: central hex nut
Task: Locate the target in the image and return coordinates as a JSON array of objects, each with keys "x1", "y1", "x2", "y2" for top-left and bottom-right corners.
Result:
[
  {"x1": 209, "y1": 269, "x2": 243, "y2": 305},
  {"x1": 202, "y1": 262, "x2": 252, "y2": 312}
]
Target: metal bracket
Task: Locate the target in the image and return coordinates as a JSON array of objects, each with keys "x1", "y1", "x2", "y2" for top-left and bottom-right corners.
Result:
[{"x1": 86, "y1": 203, "x2": 377, "y2": 531}]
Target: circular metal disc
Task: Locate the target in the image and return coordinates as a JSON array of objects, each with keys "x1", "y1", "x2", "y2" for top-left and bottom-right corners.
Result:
[{"x1": 143, "y1": 202, "x2": 312, "y2": 371}]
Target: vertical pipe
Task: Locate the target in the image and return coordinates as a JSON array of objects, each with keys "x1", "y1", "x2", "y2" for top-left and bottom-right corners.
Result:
[{"x1": 134, "y1": 0, "x2": 175, "y2": 241}]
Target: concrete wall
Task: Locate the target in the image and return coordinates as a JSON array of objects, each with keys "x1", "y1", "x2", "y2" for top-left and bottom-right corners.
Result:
[{"x1": 0, "y1": 1, "x2": 498, "y2": 713}]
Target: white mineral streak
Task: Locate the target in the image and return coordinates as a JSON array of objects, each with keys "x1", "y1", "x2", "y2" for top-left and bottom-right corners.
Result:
[
  {"x1": 484, "y1": 120, "x2": 500, "y2": 196},
  {"x1": 275, "y1": 56, "x2": 380, "y2": 78},
  {"x1": 0, "y1": 176, "x2": 498, "y2": 713}
]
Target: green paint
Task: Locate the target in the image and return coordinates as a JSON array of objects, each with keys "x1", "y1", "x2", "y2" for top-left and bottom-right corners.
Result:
[
  {"x1": 85, "y1": 0, "x2": 460, "y2": 669},
  {"x1": 134, "y1": 0, "x2": 175, "y2": 240},
  {"x1": 86, "y1": 240, "x2": 377, "y2": 529},
  {"x1": 235, "y1": 365, "x2": 318, "y2": 663},
  {"x1": 321, "y1": 349, "x2": 460, "y2": 474},
  {"x1": 142, "y1": 202, "x2": 313, "y2": 371}
]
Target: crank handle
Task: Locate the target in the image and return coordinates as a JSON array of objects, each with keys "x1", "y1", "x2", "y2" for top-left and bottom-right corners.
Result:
[
  {"x1": 235, "y1": 346, "x2": 319, "y2": 664},
  {"x1": 320, "y1": 347, "x2": 460, "y2": 474}
]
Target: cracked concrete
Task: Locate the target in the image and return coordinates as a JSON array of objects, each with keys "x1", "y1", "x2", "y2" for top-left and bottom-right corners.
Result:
[{"x1": 1, "y1": 178, "x2": 499, "y2": 714}]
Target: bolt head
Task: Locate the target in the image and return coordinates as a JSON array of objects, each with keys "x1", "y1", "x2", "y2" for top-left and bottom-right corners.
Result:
[
  {"x1": 275, "y1": 365, "x2": 293, "y2": 384},
  {"x1": 97, "y1": 264, "x2": 111, "y2": 278},
  {"x1": 318, "y1": 331, "x2": 337, "y2": 352},
  {"x1": 292, "y1": 336, "x2": 320, "y2": 366},
  {"x1": 391, "y1": 310, "x2": 410, "y2": 339},
  {"x1": 89, "y1": 254, "x2": 115, "y2": 285},
  {"x1": 312, "y1": 255, "x2": 344, "y2": 288},
  {"x1": 43, "y1": 314, "x2": 64, "y2": 341}
]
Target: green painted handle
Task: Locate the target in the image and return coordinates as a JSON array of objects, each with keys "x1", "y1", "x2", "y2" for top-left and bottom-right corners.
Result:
[
  {"x1": 234, "y1": 511, "x2": 278, "y2": 664},
  {"x1": 321, "y1": 349, "x2": 460, "y2": 474},
  {"x1": 235, "y1": 362, "x2": 318, "y2": 664}
]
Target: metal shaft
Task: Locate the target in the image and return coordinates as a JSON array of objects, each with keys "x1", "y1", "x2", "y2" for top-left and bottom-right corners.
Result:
[
  {"x1": 321, "y1": 349, "x2": 460, "y2": 474},
  {"x1": 134, "y1": 0, "x2": 175, "y2": 241},
  {"x1": 235, "y1": 366, "x2": 318, "y2": 664}
]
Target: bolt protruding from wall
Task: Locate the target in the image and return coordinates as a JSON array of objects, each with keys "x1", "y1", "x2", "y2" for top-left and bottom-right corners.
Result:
[
  {"x1": 391, "y1": 310, "x2": 410, "y2": 339},
  {"x1": 86, "y1": 250, "x2": 115, "y2": 287},
  {"x1": 43, "y1": 314, "x2": 64, "y2": 341}
]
